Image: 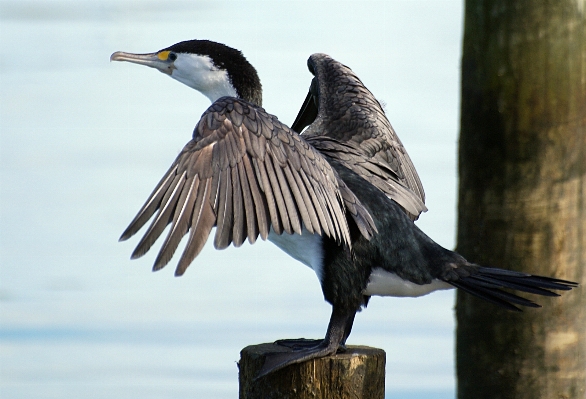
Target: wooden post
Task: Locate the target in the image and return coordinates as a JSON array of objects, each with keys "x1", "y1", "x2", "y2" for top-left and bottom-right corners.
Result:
[
  {"x1": 456, "y1": 1, "x2": 586, "y2": 398},
  {"x1": 239, "y1": 343, "x2": 385, "y2": 399}
]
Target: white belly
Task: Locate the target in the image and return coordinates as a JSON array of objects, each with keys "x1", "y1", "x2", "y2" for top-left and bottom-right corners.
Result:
[
  {"x1": 268, "y1": 228, "x2": 324, "y2": 281},
  {"x1": 363, "y1": 267, "x2": 453, "y2": 297}
]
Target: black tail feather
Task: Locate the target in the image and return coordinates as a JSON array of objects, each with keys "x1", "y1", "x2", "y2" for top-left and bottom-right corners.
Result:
[
  {"x1": 476, "y1": 267, "x2": 577, "y2": 290},
  {"x1": 468, "y1": 275, "x2": 560, "y2": 297},
  {"x1": 451, "y1": 280, "x2": 523, "y2": 311},
  {"x1": 451, "y1": 280, "x2": 539, "y2": 311},
  {"x1": 450, "y1": 266, "x2": 578, "y2": 311}
]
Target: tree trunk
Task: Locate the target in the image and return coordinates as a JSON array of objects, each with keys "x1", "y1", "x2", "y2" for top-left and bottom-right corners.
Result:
[
  {"x1": 239, "y1": 344, "x2": 385, "y2": 399},
  {"x1": 456, "y1": 1, "x2": 586, "y2": 399}
]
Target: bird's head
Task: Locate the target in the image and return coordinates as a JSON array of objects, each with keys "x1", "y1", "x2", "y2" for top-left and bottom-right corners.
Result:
[{"x1": 111, "y1": 39, "x2": 262, "y2": 106}]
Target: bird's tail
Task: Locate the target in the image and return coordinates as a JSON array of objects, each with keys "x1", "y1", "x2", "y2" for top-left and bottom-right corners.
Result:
[{"x1": 449, "y1": 266, "x2": 578, "y2": 311}]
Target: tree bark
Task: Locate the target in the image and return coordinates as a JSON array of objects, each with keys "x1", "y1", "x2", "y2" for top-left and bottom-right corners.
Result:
[{"x1": 456, "y1": 1, "x2": 586, "y2": 399}]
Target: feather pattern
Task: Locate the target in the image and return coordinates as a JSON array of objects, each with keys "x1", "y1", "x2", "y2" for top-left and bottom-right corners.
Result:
[
  {"x1": 443, "y1": 265, "x2": 578, "y2": 311},
  {"x1": 120, "y1": 97, "x2": 376, "y2": 275},
  {"x1": 299, "y1": 54, "x2": 427, "y2": 220}
]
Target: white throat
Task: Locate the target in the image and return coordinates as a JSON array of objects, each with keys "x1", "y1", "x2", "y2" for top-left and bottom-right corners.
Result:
[{"x1": 171, "y1": 53, "x2": 237, "y2": 103}]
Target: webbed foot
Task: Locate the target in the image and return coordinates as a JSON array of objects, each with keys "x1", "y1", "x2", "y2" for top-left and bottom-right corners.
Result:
[{"x1": 256, "y1": 306, "x2": 357, "y2": 379}]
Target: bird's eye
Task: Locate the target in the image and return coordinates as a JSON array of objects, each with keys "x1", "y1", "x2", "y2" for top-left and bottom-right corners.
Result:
[{"x1": 168, "y1": 52, "x2": 177, "y2": 61}]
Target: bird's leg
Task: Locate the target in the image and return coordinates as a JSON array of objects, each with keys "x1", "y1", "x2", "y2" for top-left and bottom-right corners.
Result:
[
  {"x1": 274, "y1": 306, "x2": 357, "y2": 350},
  {"x1": 336, "y1": 310, "x2": 356, "y2": 353},
  {"x1": 257, "y1": 305, "x2": 357, "y2": 378}
]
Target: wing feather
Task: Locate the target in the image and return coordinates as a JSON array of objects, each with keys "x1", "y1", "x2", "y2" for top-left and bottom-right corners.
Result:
[
  {"x1": 131, "y1": 171, "x2": 186, "y2": 259},
  {"x1": 254, "y1": 157, "x2": 282, "y2": 235},
  {"x1": 300, "y1": 54, "x2": 427, "y2": 220},
  {"x1": 271, "y1": 154, "x2": 302, "y2": 235},
  {"x1": 237, "y1": 159, "x2": 259, "y2": 244},
  {"x1": 263, "y1": 153, "x2": 292, "y2": 234},
  {"x1": 290, "y1": 167, "x2": 320, "y2": 235},
  {"x1": 318, "y1": 180, "x2": 343, "y2": 243},
  {"x1": 231, "y1": 165, "x2": 246, "y2": 246},
  {"x1": 119, "y1": 166, "x2": 176, "y2": 241},
  {"x1": 298, "y1": 169, "x2": 326, "y2": 236},
  {"x1": 121, "y1": 97, "x2": 376, "y2": 274},
  {"x1": 242, "y1": 155, "x2": 270, "y2": 240},
  {"x1": 307, "y1": 175, "x2": 335, "y2": 239},
  {"x1": 152, "y1": 175, "x2": 199, "y2": 270},
  {"x1": 176, "y1": 179, "x2": 215, "y2": 275},
  {"x1": 214, "y1": 167, "x2": 233, "y2": 249}
]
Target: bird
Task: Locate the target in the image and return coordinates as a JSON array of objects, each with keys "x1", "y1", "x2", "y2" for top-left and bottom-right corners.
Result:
[{"x1": 110, "y1": 40, "x2": 578, "y2": 377}]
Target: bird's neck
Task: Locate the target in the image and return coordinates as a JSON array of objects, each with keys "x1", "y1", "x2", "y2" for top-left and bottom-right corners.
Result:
[
  {"x1": 170, "y1": 53, "x2": 262, "y2": 106},
  {"x1": 171, "y1": 54, "x2": 238, "y2": 103},
  {"x1": 198, "y1": 74, "x2": 238, "y2": 104}
]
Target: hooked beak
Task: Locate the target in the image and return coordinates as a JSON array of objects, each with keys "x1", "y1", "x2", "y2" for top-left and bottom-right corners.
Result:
[
  {"x1": 291, "y1": 78, "x2": 319, "y2": 133},
  {"x1": 110, "y1": 51, "x2": 175, "y2": 75}
]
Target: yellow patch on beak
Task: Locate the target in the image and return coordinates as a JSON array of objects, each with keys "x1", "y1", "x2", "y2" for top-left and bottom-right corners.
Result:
[{"x1": 157, "y1": 51, "x2": 171, "y2": 61}]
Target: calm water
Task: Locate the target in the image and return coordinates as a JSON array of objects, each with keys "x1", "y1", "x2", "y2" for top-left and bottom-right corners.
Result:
[{"x1": 0, "y1": 1, "x2": 463, "y2": 398}]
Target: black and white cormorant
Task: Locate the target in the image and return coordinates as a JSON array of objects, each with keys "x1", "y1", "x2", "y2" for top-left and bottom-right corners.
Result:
[{"x1": 110, "y1": 40, "x2": 577, "y2": 377}]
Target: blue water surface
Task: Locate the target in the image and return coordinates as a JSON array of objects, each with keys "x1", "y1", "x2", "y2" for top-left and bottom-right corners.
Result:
[{"x1": 0, "y1": 1, "x2": 462, "y2": 398}]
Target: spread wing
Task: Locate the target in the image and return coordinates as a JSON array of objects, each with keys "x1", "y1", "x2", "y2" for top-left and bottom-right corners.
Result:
[
  {"x1": 120, "y1": 97, "x2": 376, "y2": 275},
  {"x1": 294, "y1": 53, "x2": 427, "y2": 220}
]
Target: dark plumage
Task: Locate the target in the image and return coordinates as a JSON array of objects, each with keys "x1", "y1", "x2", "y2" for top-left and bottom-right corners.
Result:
[
  {"x1": 111, "y1": 40, "x2": 578, "y2": 378},
  {"x1": 160, "y1": 40, "x2": 263, "y2": 107},
  {"x1": 120, "y1": 97, "x2": 375, "y2": 275},
  {"x1": 322, "y1": 160, "x2": 574, "y2": 313},
  {"x1": 296, "y1": 54, "x2": 426, "y2": 220}
]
